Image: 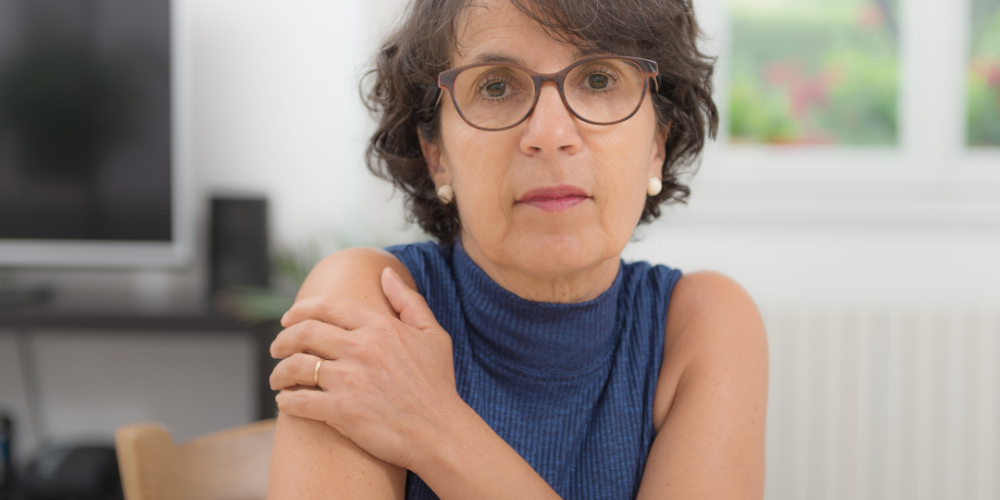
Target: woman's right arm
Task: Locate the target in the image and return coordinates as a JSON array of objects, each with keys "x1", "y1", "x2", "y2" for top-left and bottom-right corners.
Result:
[{"x1": 266, "y1": 247, "x2": 413, "y2": 499}]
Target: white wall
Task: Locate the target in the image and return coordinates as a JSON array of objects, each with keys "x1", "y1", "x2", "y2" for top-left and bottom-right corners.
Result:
[
  {"x1": 0, "y1": 0, "x2": 413, "y2": 466},
  {"x1": 1, "y1": 0, "x2": 998, "y2": 483},
  {"x1": 192, "y1": 0, "x2": 393, "y2": 245}
]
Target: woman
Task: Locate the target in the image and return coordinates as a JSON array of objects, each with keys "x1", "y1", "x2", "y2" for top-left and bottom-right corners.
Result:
[{"x1": 266, "y1": 0, "x2": 768, "y2": 498}]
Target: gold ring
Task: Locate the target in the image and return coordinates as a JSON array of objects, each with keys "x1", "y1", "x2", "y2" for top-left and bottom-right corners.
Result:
[{"x1": 313, "y1": 359, "x2": 323, "y2": 387}]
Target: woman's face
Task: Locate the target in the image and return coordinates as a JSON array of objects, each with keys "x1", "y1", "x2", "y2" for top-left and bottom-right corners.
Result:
[{"x1": 422, "y1": 0, "x2": 667, "y2": 277}]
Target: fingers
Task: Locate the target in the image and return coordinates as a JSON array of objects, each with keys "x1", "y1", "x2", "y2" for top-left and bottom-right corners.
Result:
[
  {"x1": 281, "y1": 295, "x2": 379, "y2": 330},
  {"x1": 270, "y1": 319, "x2": 357, "y2": 360},
  {"x1": 281, "y1": 271, "x2": 436, "y2": 334},
  {"x1": 270, "y1": 352, "x2": 332, "y2": 391},
  {"x1": 381, "y1": 267, "x2": 437, "y2": 332},
  {"x1": 275, "y1": 386, "x2": 338, "y2": 423}
]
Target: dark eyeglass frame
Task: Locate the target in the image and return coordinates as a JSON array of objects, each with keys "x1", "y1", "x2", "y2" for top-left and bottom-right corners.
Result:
[{"x1": 436, "y1": 55, "x2": 660, "y2": 131}]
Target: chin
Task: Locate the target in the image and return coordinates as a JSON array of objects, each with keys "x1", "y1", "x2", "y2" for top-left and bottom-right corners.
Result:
[{"x1": 510, "y1": 232, "x2": 605, "y2": 275}]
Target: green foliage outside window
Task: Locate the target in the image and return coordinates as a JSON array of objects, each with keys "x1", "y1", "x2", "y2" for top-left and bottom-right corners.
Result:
[
  {"x1": 969, "y1": 0, "x2": 1000, "y2": 147},
  {"x1": 729, "y1": 0, "x2": 899, "y2": 145}
]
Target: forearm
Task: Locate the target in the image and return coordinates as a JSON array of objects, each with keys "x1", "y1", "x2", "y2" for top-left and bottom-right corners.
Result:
[
  {"x1": 268, "y1": 411, "x2": 405, "y2": 499},
  {"x1": 410, "y1": 403, "x2": 561, "y2": 500}
]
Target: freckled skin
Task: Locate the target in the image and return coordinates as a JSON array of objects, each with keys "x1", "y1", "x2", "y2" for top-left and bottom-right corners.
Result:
[{"x1": 421, "y1": 0, "x2": 667, "y2": 303}]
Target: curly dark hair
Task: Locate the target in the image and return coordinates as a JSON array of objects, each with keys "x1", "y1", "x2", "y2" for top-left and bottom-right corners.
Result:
[{"x1": 364, "y1": 0, "x2": 718, "y2": 245}]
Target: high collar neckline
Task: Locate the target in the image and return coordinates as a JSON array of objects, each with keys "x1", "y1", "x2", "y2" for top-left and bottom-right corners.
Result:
[{"x1": 452, "y1": 242, "x2": 622, "y2": 377}]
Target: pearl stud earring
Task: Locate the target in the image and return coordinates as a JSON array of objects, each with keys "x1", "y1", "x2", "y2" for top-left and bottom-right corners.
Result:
[
  {"x1": 647, "y1": 177, "x2": 663, "y2": 197},
  {"x1": 437, "y1": 184, "x2": 454, "y2": 204}
]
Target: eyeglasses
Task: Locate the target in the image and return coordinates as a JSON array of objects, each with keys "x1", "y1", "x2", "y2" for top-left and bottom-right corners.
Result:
[{"x1": 437, "y1": 56, "x2": 659, "y2": 131}]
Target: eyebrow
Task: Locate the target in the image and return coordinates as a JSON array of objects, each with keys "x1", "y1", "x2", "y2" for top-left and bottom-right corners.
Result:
[
  {"x1": 469, "y1": 52, "x2": 527, "y2": 65},
  {"x1": 467, "y1": 48, "x2": 610, "y2": 67}
]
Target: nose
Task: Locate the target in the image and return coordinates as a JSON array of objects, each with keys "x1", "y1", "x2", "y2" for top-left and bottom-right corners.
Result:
[{"x1": 519, "y1": 81, "x2": 582, "y2": 156}]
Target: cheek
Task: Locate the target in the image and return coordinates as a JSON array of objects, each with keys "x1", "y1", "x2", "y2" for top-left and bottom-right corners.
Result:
[
  {"x1": 591, "y1": 132, "x2": 655, "y2": 218},
  {"x1": 440, "y1": 116, "x2": 519, "y2": 227},
  {"x1": 599, "y1": 167, "x2": 648, "y2": 237}
]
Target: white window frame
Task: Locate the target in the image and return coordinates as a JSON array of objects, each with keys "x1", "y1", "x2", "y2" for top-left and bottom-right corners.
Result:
[{"x1": 677, "y1": 0, "x2": 1000, "y2": 230}]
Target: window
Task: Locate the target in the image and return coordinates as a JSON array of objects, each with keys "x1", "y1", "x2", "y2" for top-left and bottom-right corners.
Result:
[
  {"x1": 678, "y1": 0, "x2": 1000, "y2": 230},
  {"x1": 968, "y1": 0, "x2": 1000, "y2": 146},
  {"x1": 729, "y1": 0, "x2": 900, "y2": 146}
]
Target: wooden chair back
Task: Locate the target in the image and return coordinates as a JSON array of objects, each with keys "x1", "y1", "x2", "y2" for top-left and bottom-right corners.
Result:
[{"x1": 115, "y1": 419, "x2": 276, "y2": 500}]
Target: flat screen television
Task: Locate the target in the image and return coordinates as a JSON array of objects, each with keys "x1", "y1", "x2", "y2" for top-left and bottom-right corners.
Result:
[{"x1": 0, "y1": 0, "x2": 191, "y2": 268}]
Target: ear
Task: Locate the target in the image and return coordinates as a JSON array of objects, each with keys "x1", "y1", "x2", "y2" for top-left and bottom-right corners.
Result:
[
  {"x1": 418, "y1": 128, "x2": 450, "y2": 187},
  {"x1": 648, "y1": 122, "x2": 670, "y2": 179}
]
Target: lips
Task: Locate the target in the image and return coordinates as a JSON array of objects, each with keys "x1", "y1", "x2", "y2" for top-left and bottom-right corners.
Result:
[{"x1": 517, "y1": 185, "x2": 590, "y2": 212}]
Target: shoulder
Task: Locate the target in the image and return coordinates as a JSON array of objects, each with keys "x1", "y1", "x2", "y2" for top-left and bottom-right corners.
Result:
[
  {"x1": 621, "y1": 260, "x2": 682, "y2": 289},
  {"x1": 667, "y1": 271, "x2": 764, "y2": 344},
  {"x1": 652, "y1": 271, "x2": 768, "y2": 429},
  {"x1": 382, "y1": 241, "x2": 452, "y2": 294},
  {"x1": 296, "y1": 247, "x2": 417, "y2": 312},
  {"x1": 618, "y1": 260, "x2": 682, "y2": 322}
]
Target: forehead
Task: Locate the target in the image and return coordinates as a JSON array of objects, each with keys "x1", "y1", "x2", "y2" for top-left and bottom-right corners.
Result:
[{"x1": 453, "y1": 0, "x2": 601, "y2": 67}]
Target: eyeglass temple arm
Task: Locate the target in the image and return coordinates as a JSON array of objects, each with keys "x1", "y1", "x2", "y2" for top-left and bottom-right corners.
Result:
[
  {"x1": 434, "y1": 74, "x2": 448, "y2": 108},
  {"x1": 645, "y1": 60, "x2": 660, "y2": 93}
]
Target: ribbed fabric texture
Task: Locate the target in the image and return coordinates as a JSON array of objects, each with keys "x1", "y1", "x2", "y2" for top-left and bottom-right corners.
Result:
[{"x1": 385, "y1": 241, "x2": 681, "y2": 500}]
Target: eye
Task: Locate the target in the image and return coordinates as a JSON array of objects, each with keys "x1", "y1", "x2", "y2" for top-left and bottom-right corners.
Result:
[
  {"x1": 484, "y1": 81, "x2": 507, "y2": 97},
  {"x1": 576, "y1": 65, "x2": 620, "y2": 93},
  {"x1": 587, "y1": 74, "x2": 610, "y2": 90}
]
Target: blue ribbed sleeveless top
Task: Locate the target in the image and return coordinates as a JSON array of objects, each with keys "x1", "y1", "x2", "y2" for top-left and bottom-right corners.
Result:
[{"x1": 385, "y1": 241, "x2": 682, "y2": 500}]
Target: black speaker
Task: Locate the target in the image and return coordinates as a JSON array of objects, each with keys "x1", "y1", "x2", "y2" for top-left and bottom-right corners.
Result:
[{"x1": 210, "y1": 197, "x2": 269, "y2": 296}]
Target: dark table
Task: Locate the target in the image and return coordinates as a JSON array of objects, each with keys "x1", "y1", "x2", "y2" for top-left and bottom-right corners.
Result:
[{"x1": 0, "y1": 310, "x2": 281, "y2": 422}]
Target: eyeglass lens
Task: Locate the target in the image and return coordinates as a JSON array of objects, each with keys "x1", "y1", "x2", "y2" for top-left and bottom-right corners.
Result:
[{"x1": 452, "y1": 58, "x2": 646, "y2": 130}]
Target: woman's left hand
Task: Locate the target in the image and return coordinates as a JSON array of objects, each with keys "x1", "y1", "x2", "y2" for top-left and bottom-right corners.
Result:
[{"x1": 268, "y1": 266, "x2": 461, "y2": 470}]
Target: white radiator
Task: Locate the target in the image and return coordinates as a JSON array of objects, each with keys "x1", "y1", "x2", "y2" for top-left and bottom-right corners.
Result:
[{"x1": 762, "y1": 305, "x2": 999, "y2": 500}]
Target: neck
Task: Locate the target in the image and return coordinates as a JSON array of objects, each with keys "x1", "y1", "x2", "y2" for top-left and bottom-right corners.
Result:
[{"x1": 458, "y1": 234, "x2": 621, "y2": 304}]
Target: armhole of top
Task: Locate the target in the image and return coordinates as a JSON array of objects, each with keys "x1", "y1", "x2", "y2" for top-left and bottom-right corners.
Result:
[
  {"x1": 653, "y1": 265, "x2": 683, "y2": 380},
  {"x1": 657, "y1": 266, "x2": 683, "y2": 336},
  {"x1": 385, "y1": 242, "x2": 442, "y2": 299}
]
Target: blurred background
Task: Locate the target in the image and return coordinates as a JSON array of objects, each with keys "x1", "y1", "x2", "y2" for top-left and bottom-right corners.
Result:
[{"x1": 0, "y1": 0, "x2": 997, "y2": 498}]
